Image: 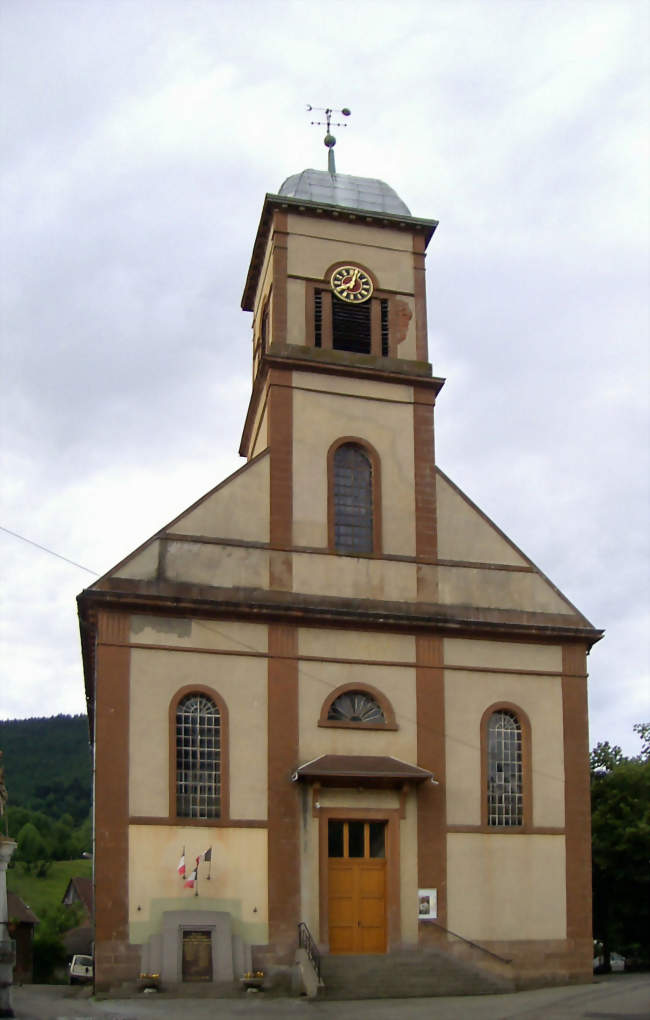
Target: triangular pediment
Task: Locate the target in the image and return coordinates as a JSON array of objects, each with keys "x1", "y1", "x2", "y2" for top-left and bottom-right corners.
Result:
[
  {"x1": 435, "y1": 467, "x2": 594, "y2": 626},
  {"x1": 81, "y1": 450, "x2": 599, "y2": 645},
  {"x1": 91, "y1": 451, "x2": 270, "y2": 589}
]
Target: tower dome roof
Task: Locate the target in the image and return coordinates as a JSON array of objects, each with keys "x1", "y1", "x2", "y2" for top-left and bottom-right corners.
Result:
[{"x1": 278, "y1": 169, "x2": 411, "y2": 216}]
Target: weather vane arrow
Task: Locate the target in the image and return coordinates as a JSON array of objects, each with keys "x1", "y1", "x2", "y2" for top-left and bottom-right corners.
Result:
[{"x1": 306, "y1": 104, "x2": 351, "y2": 176}]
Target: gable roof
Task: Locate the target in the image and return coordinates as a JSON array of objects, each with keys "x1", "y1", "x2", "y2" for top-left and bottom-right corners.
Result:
[
  {"x1": 7, "y1": 891, "x2": 39, "y2": 925},
  {"x1": 62, "y1": 876, "x2": 93, "y2": 915}
]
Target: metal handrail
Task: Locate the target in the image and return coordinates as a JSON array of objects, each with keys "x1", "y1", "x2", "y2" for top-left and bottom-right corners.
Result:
[
  {"x1": 297, "y1": 921, "x2": 321, "y2": 981},
  {"x1": 429, "y1": 921, "x2": 512, "y2": 965}
]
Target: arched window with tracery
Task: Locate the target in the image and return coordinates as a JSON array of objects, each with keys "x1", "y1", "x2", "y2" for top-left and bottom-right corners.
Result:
[
  {"x1": 486, "y1": 710, "x2": 523, "y2": 827},
  {"x1": 175, "y1": 692, "x2": 221, "y2": 819},
  {"x1": 319, "y1": 683, "x2": 397, "y2": 730},
  {"x1": 331, "y1": 442, "x2": 378, "y2": 554},
  {"x1": 328, "y1": 689, "x2": 385, "y2": 724}
]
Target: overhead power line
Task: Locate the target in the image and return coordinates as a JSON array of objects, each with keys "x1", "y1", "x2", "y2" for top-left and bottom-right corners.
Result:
[{"x1": 0, "y1": 525, "x2": 99, "y2": 575}]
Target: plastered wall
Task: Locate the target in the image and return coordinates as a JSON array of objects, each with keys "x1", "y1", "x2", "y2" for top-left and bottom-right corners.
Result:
[
  {"x1": 447, "y1": 832, "x2": 567, "y2": 940},
  {"x1": 286, "y1": 276, "x2": 306, "y2": 347},
  {"x1": 298, "y1": 660, "x2": 417, "y2": 762},
  {"x1": 171, "y1": 455, "x2": 270, "y2": 542},
  {"x1": 444, "y1": 638, "x2": 565, "y2": 828},
  {"x1": 292, "y1": 374, "x2": 416, "y2": 555},
  {"x1": 164, "y1": 541, "x2": 270, "y2": 590},
  {"x1": 129, "y1": 619, "x2": 268, "y2": 820},
  {"x1": 399, "y1": 789, "x2": 420, "y2": 945},
  {"x1": 249, "y1": 401, "x2": 268, "y2": 458},
  {"x1": 251, "y1": 232, "x2": 274, "y2": 320},
  {"x1": 299, "y1": 627, "x2": 415, "y2": 663},
  {"x1": 128, "y1": 824, "x2": 268, "y2": 946},
  {"x1": 114, "y1": 541, "x2": 159, "y2": 580},
  {"x1": 297, "y1": 626, "x2": 417, "y2": 761},
  {"x1": 436, "y1": 473, "x2": 526, "y2": 566},
  {"x1": 286, "y1": 215, "x2": 414, "y2": 292},
  {"x1": 292, "y1": 550, "x2": 417, "y2": 602},
  {"x1": 438, "y1": 565, "x2": 575, "y2": 614}
]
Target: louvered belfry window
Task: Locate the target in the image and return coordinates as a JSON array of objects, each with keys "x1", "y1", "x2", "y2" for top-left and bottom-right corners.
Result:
[
  {"x1": 487, "y1": 710, "x2": 523, "y2": 826},
  {"x1": 176, "y1": 693, "x2": 221, "y2": 818},
  {"x1": 332, "y1": 296, "x2": 371, "y2": 354},
  {"x1": 333, "y1": 443, "x2": 373, "y2": 553},
  {"x1": 314, "y1": 289, "x2": 323, "y2": 348}
]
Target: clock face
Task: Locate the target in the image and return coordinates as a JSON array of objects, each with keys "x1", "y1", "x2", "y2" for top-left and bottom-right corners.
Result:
[{"x1": 330, "y1": 265, "x2": 373, "y2": 304}]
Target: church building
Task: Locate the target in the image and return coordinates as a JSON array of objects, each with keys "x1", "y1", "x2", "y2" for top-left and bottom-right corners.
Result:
[{"x1": 78, "y1": 157, "x2": 602, "y2": 996}]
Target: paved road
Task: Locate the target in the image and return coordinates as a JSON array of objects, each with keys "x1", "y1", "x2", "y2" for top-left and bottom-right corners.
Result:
[{"x1": 10, "y1": 975, "x2": 650, "y2": 1020}]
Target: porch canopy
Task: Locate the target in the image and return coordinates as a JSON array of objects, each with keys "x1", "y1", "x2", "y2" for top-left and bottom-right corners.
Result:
[{"x1": 291, "y1": 754, "x2": 436, "y2": 789}]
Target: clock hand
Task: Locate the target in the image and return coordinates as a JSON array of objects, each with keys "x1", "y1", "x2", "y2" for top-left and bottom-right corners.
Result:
[{"x1": 346, "y1": 268, "x2": 360, "y2": 291}]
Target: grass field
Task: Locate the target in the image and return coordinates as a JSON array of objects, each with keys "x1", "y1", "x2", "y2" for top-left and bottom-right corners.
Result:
[{"x1": 7, "y1": 859, "x2": 91, "y2": 920}]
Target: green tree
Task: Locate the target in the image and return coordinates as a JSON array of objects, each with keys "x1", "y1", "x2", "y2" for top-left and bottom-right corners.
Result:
[
  {"x1": 32, "y1": 931, "x2": 68, "y2": 983},
  {"x1": 50, "y1": 816, "x2": 75, "y2": 860},
  {"x1": 0, "y1": 715, "x2": 91, "y2": 824},
  {"x1": 591, "y1": 723, "x2": 650, "y2": 970},
  {"x1": 31, "y1": 902, "x2": 86, "y2": 983},
  {"x1": 6, "y1": 805, "x2": 32, "y2": 837},
  {"x1": 16, "y1": 821, "x2": 47, "y2": 873},
  {"x1": 38, "y1": 902, "x2": 85, "y2": 937},
  {"x1": 71, "y1": 814, "x2": 92, "y2": 858}
]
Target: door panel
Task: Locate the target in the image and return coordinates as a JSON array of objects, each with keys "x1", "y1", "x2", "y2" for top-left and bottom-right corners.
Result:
[
  {"x1": 328, "y1": 858, "x2": 386, "y2": 953},
  {"x1": 328, "y1": 861, "x2": 355, "y2": 951},
  {"x1": 327, "y1": 819, "x2": 387, "y2": 955},
  {"x1": 358, "y1": 860, "x2": 386, "y2": 953}
]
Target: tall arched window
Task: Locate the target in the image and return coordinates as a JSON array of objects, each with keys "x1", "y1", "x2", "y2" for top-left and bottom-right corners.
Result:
[
  {"x1": 332, "y1": 443, "x2": 374, "y2": 554},
  {"x1": 175, "y1": 693, "x2": 221, "y2": 819},
  {"x1": 486, "y1": 710, "x2": 523, "y2": 827}
]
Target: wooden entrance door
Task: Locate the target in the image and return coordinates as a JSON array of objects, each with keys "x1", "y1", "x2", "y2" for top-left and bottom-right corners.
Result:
[
  {"x1": 182, "y1": 929, "x2": 213, "y2": 981},
  {"x1": 327, "y1": 820, "x2": 386, "y2": 954}
]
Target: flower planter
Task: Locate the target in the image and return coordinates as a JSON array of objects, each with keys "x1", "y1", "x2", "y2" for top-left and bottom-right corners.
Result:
[
  {"x1": 138, "y1": 974, "x2": 160, "y2": 992},
  {"x1": 240, "y1": 972, "x2": 264, "y2": 990}
]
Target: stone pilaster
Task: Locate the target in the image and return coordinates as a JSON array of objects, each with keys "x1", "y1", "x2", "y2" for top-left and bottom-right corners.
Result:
[{"x1": 0, "y1": 839, "x2": 17, "y2": 1019}]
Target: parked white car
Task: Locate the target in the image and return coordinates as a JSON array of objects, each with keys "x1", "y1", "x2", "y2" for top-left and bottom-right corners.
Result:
[
  {"x1": 68, "y1": 954, "x2": 93, "y2": 984},
  {"x1": 593, "y1": 952, "x2": 626, "y2": 973}
]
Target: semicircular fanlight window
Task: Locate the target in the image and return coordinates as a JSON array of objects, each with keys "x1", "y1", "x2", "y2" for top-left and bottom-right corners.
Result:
[{"x1": 327, "y1": 690, "x2": 385, "y2": 724}]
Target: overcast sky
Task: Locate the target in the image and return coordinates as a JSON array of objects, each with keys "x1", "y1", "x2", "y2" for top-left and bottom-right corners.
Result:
[{"x1": 0, "y1": 0, "x2": 648, "y2": 756}]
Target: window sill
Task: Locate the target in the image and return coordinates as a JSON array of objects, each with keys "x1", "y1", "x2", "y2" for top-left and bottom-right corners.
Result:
[
  {"x1": 447, "y1": 824, "x2": 565, "y2": 835},
  {"x1": 318, "y1": 720, "x2": 398, "y2": 731},
  {"x1": 129, "y1": 815, "x2": 268, "y2": 828}
]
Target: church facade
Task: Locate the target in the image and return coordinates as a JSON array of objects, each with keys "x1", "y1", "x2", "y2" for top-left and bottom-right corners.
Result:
[{"x1": 78, "y1": 167, "x2": 601, "y2": 994}]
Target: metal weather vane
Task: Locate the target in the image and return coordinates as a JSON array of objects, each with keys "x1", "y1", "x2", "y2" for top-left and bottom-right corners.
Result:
[{"x1": 306, "y1": 104, "x2": 351, "y2": 176}]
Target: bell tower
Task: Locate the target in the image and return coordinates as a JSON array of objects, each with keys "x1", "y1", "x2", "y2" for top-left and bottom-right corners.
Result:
[
  {"x1": 242, "y1": 167, "x2": 440, "y2": 381},
  {"x1": 239, "y1": 164, "x2": 444, "y2": 591}
]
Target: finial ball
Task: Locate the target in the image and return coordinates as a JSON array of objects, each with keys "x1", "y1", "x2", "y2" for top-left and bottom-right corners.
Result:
[
  {"x1": 324, "y1": 133, "x2": 336, "y2": 148},
  {"x1": 341, "y1": 108, "x2": 351, "y2": 117}
]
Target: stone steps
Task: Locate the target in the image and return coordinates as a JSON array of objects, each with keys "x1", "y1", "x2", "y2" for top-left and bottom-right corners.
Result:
[{"x1": 319, "y1": 948, "x2": 515, "y2": 1000}]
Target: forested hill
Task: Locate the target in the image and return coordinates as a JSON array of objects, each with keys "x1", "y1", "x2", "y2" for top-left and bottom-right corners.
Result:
[{"x1": 0, "y1": 715, "x2": 91, "y2": 824}]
